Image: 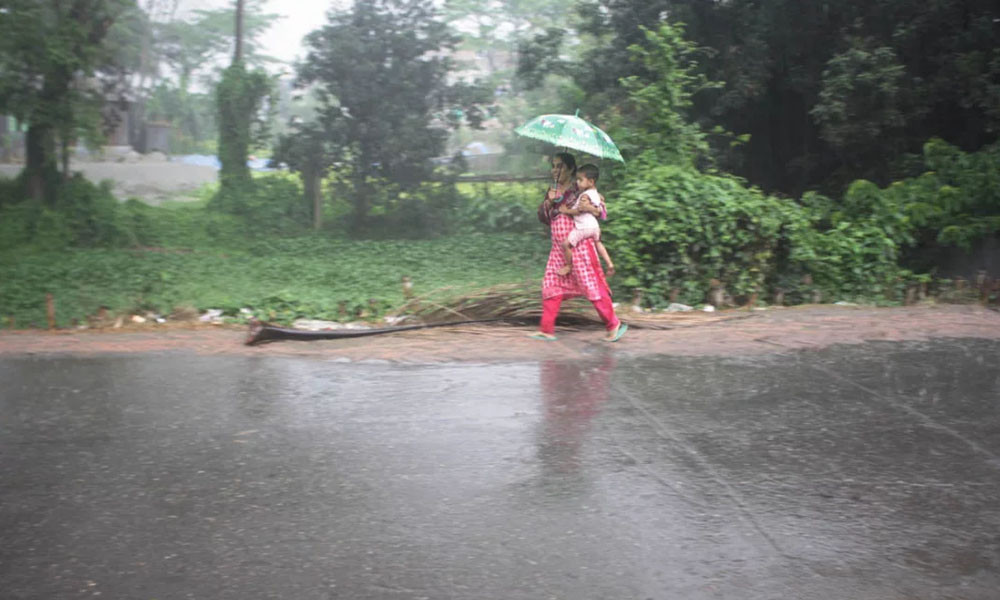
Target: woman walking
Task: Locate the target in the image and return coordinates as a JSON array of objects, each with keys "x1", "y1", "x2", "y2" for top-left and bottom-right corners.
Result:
[{"x1": 530, "y1": 152, "x2": 627, "y2": 342}]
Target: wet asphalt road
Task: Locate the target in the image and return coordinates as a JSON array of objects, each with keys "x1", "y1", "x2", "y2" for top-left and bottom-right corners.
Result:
[{"x1": 2, "y1": 339, "x2": 999, "y2": 600}]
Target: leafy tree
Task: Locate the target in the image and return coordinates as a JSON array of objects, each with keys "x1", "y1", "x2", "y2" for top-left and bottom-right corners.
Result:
[
  {"x1": 297, "y1": 0, "x2": 489, "y2": 228},
  {"x1": 615, "y1": 24, "x2": 718, "y2": 168},
  {"x1": 444, "y1": 0, "x2": 568, "y2": 82},
  {"x1": 545, "y1": 0, "x2": 1000, "y2": 196},
  {"x1": 155, "y1": 0, "x2": 281, "y2": 93},
  {"x1": 214, "y1": 0, "x2": 274, "y2": 208},
  {"x1": 0, "y1": 0, "x2": 143, "y2": 202},
  {"x1": 810, "y1": 40, "x2": 911, "y2": 169},
  {"x1": 271, "y1": 120, "x2": 337, "y2": 230}
]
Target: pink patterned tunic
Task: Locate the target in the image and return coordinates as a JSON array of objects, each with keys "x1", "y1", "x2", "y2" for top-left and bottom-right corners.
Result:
[{"x1": 543, "y1": 212, "x2": 612, "y2": 302}]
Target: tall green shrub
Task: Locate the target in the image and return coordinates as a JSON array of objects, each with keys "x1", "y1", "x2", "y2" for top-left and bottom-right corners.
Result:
[
  {"x1": 213, "y1": 61, "x2": 272, "y2": 211},
  {"x1": 605, "y1": 165, "x2": 794, "y2": 306}
]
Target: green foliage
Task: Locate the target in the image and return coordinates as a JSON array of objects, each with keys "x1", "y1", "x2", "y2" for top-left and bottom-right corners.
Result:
[
  {"x1": 615, "y1": 23, "x2": 718, "y2": 168},
  {"x1": 236, "y1": 173, "x2": 310, "y2": 234},
  {"x1": 563, "y1": 0, "x2": 1000, "y2": 196},
  {"x1": 783, "y1": 181, "x2": 914, "y2": 302},
  {"x1": 154, "y1": 0, "x2": 281, "y2": 91},
  {"x1": 0, "y1": 0, "x2": 144, "y2": 201},
  {"x1": 453, "y1": 181, "x2": 541, "y2": 233},
  {"x1": 296, "y1": 0, "x2": 489, "y2": 225},
  {"x1": 0, "y1": 175, "x2": 125, "y2": 250},
  {"x1": 0, "y1": 233, "x2": 546, "y2": 328},
  {"x1": 903, "y1": 139, "x2": 1000, "y2": 249},
  {"x1": 214, "y1": 62, "x2": 274, "y2": 203},
  {"x1": 145, "y1": 84, "x2": 218, "y2": 154},
  {"x1": 604, "y1": 165, "x2": 791, "y2": 306},
  {"x1": 811, "y1": 40, "x2": 912, "y2": 163}
]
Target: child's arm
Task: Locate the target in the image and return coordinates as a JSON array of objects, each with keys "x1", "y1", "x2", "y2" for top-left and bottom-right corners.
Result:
[
  {"x1": 579, "y1": 193, "x2": 602, "y2": 216},
  {"x1": 558, "y1": 202, "x2": 582, "y2": 215},
  {"x1": 562, "y1": 195, "x2": 601, "y2": 216}
]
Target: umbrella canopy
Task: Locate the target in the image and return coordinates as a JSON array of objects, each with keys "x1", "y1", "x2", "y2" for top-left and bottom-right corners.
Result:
[{"x1": 514, "y1": 111, "x2": 624, "y2": 163}]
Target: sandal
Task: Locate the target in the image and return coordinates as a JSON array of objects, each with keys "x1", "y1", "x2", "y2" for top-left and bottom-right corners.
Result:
[
  {"x1": 528, "y1": 332, "x2": 558, "y2": 341},
  {"x1": 604, "y1": 322, "x2": 628, "y2": 343}
]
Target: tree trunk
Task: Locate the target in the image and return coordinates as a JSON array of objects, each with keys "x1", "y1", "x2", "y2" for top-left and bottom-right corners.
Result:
[
  {"x1": 351, "y1": 172, "x2": 371, "y2": 231},
  {"x1": 60, "y1": 132, "x2": 71, "y2": 180},
  {"x1": 303, "y1": 168, "x2": 323, "y2": 230},
  {"x1": 234, "y1": 0, "x2": 244, "y2": 63},
  {"x1": 25, "y1": 123, "x2": 58, "y2": 203}
]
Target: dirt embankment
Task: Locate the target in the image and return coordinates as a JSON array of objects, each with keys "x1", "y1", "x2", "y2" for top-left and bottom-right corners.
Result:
[{"x1": 2, "y1": 304, "x2": 998, "y2": 363}]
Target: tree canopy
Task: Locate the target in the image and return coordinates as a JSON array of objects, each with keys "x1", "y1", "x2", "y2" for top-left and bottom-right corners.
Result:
[
  {"x1": 0, "y1": 0, "x2": 145, "y2": 201},
  {"x1": 521, "y1": 0, "x2": 1000, "y2": 196},
  {"x1": 295, "y1": 0, "x2": 490, "y2": 227}
]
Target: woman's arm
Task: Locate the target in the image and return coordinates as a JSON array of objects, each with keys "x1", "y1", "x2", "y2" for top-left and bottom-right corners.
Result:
[{"x1": 537, "y1": 192, "x2": 558, "y2": 225}]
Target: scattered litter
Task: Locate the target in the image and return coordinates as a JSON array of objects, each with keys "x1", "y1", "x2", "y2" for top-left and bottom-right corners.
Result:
[
  {"x1": 665, "y1": 303, "x2": 694, "y2": 312},
  {"x1": 130, "y1": 315, "x2": 146, "y2": 324},
  {"x1": 292, "y1": 319, "x2": 346, "y2": 331},
  {"x1": 383, "y1": 315, "x2": 406, "y2": 326},
  {"x1": 155, "y1": 317, "x2": 166, "y2": 324},
  {"x1": 834, "y1": 301, "x2": 859, "y2": 306},
  {"x1": 702, "y1": 305, "x2": 716, "y2": 313},
  {"x1": 239, "y1": 308, "x2": 254, "y2": 316},
  {"x1": 199, "y1": 309, "x2": 224, "y2": 323}
]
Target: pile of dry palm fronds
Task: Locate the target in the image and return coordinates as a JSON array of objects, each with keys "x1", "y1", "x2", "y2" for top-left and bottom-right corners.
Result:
[
  {"x1": 389, "y1": 282, "x2": 756, "y2": 330},
  {"x1": 390, "y1": 282, "x2": 571, "y2": 324}
]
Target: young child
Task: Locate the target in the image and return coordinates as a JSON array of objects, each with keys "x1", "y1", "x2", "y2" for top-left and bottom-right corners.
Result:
[{"x1": 556, "y1": 163, "x2": 614, "y2": 277}]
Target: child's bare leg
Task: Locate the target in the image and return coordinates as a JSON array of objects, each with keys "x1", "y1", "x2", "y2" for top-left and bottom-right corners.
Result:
[
  {"x1": 557, "y1": 240, "x2": 573, "y2": 276},
  {"x1": 596, "y1": 240, "x2": 615, "y2": 276}
]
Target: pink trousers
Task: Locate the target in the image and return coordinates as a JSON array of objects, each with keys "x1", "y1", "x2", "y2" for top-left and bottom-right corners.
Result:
[{"x1": 540, "y1": 294, "x2": 620, "y2": 335}]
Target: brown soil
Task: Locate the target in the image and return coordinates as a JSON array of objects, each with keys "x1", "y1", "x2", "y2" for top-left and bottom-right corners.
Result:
[{"x1": 1, "y1": 304, "x2": 998, "y2": 363}]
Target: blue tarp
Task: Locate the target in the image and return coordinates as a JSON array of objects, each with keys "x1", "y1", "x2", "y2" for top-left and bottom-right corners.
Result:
[{"x1": 173, "y1": 154, "x2": 276, "y2": 171}]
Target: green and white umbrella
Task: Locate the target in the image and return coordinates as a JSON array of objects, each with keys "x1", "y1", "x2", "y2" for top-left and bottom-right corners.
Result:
[{"x1": 514, "y1": 110, "x2": 624, "y2": 163}]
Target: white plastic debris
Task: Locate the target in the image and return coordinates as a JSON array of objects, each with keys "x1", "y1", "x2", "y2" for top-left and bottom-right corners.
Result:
[
  {"x1": 702, "y1": 304, "x2": 716, "y2": 312},
  {"x1": 199, "y1": 309, "x2": 224, "y2": 322},
  {"x1": 383, "y1": 315, "x2": 406, "y2": 326},
  {"x1": 834, "y1": 301, "x2": 859, "y2": 306},
  {"x1": 130, "y1": 315, "x2": 146, "y2": 323},
  {"x1": 239, "y1": 308, "x2": 254, "y2": 316},
  {"x1": 292, "y1": 319, "x2": 345, "y2": 331},
  {"x1": 665, "y1": 303, "x2": 694, "y2": 312}
]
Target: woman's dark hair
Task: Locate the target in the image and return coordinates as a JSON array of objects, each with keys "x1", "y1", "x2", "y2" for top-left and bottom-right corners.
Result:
[{"x1": 553, "y1": 152, "x2": 577, "y2": 174}]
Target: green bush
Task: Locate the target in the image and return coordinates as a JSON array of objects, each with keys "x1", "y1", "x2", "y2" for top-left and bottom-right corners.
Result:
[
  {"x1": 0, "y1": 175, "x2": 126, "y2": 250},
  {"x1": 454, "y1": 181, "x2": 541, "y2": 233},
  {"x1": 903, "y1": 139, "x2": 1000, "y2": 249},
  {"x1": 52, "y1": 175, "x2": 126, "y2": 247},
  {"x1": 777, "y1": 179, "x2": 915, "y2": 302},
  {"x1": 604, "y1": 165, "x2": 792, "y2": 306},
  {"x1": 210, "y1": 172, "x2": 310, "y2": 235},
  {"x1": 0, "y1": 176, "x2": 21, "y2": 208}
]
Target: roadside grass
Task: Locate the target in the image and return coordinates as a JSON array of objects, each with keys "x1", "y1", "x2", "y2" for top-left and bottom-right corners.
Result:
[{"x1": 0, "y1": 233, "x2": 551, "y2": 329}]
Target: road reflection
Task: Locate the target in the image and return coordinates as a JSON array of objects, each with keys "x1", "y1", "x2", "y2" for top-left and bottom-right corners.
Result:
[{"x1": 536, "y1": 353, "x2": 617, "y2": 478}]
